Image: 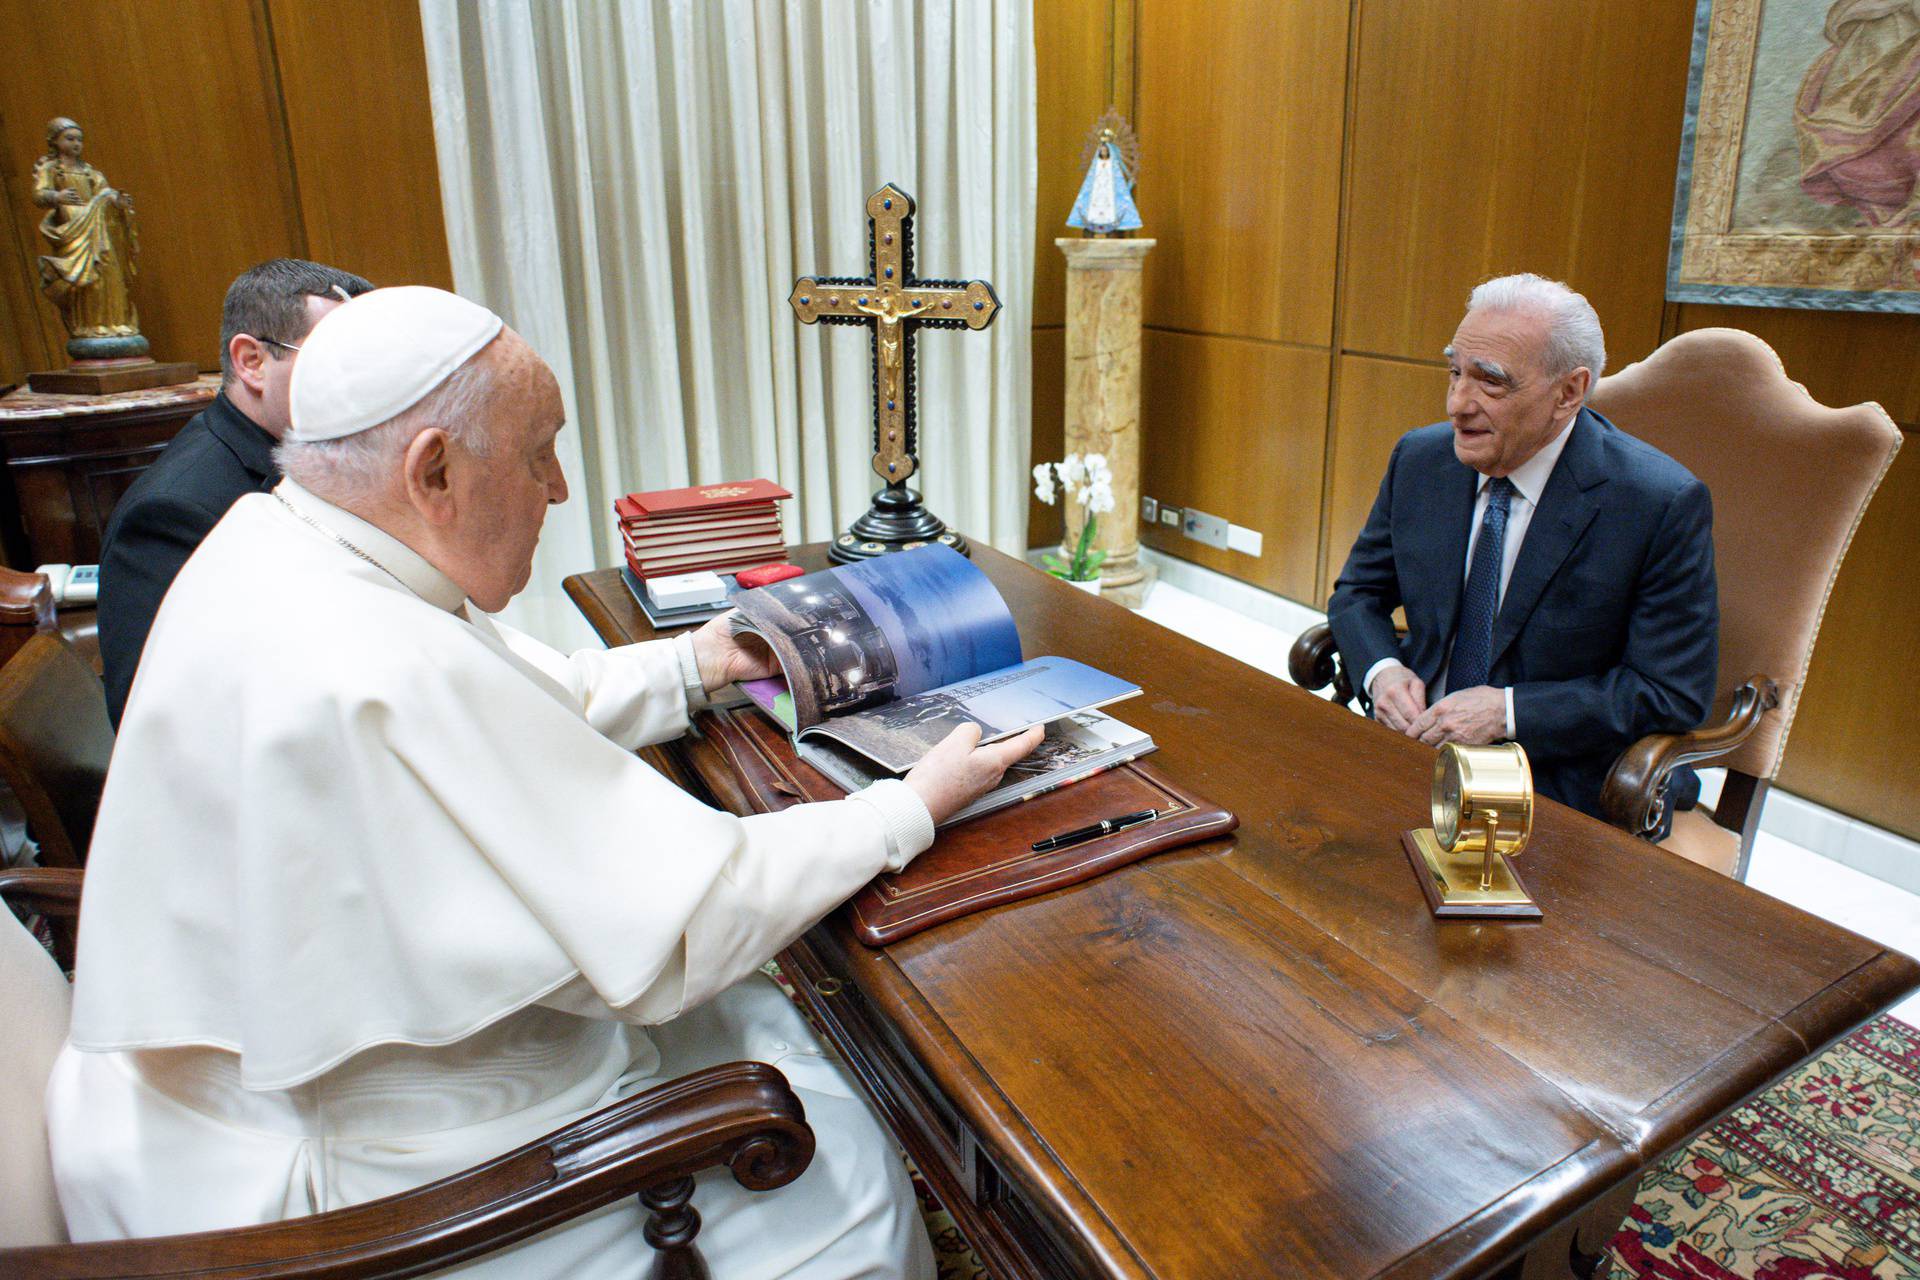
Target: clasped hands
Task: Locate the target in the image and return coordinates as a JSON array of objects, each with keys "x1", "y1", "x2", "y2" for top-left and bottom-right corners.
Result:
[
  {"x1": 688, "y1": 612, "x2": 1042, "y2": 826},
  {"x1": 1371, "y1": 665, "x2": 1506, "y2": 747}
]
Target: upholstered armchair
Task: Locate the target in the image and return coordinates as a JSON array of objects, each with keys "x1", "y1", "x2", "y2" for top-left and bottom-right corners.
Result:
[
  {"x1": 0, "y1": 867, "x2": 816, "y2": 1279},
  {"x1": 1291, "y1": 328, "x2": 1901, "y2": 879}
]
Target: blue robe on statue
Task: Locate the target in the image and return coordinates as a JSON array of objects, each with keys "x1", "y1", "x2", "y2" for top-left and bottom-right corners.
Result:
[{"x1": 1067, "y1": 147, "x2": 1143, "y2": 233}]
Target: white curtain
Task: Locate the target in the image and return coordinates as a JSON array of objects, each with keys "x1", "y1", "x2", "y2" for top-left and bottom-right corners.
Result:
[{"x1": 420, "y1": 0, "x2": 1037, "y2": 648}]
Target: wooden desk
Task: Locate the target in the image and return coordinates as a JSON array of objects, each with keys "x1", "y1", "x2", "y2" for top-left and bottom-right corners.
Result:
[{"x1": 566, "y1": 545, "x2": 1920, "y2": 1280}]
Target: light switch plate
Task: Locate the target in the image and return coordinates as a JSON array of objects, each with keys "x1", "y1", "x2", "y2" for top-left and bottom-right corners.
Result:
[
  {"x1": 1158, "y1": 507, "x2": 1182, "y2": 528},
  {"x1": 1141, "y1": 495, "x2": 1158, "y2": 523},
  {"x1": 1182, "y1": 507, "x2": 1230, "y2": 549}
]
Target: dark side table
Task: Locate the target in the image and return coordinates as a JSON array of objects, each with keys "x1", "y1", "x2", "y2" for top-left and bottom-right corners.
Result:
[{"x1": 0, "y1": 375, "x2": 217, "y2": 568}]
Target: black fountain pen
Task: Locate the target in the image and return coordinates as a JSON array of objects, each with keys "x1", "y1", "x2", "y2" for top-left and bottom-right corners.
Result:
[{"x1": 1030, "y1": 808, "x2": 1161, "y2": 853}]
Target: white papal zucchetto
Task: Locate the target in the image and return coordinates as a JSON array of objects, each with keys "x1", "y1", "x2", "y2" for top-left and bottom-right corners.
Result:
[{"x1": 287, "y1": 286, "x2": 504, "y2": 443}]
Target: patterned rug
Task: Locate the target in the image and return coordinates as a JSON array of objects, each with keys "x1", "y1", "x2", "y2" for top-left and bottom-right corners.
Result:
[
  {"x1": 766, "y1": 959, "x2": 1917, "y2": 1279},
  {"x1": 1604, "y1": 1015, "x2": 1919, "y2": 1280}
]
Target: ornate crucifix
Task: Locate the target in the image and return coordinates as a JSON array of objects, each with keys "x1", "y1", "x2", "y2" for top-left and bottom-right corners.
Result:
[{"x1": 791, "y1": 182, "x2": 1000, "y2": 562}]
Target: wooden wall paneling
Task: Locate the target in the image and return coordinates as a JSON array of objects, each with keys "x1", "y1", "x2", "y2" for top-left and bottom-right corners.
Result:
[
  {"x1": 1029, "y1": 326, "x2": 1066, "y2": 548},
  {"x1": 1032, "y1": 0, "x2": 1123, "y2": 329},
  {"x1": 1339, "y1": 0, "x2": 1694, "y2": 368},
  {"x1": 1672, "y1": 305, "x2": 1920, "y2": 427},
  {"x1": 1776, "y1": 435, "x2": 1920, "y2": 844},
  {"x1": 0, "y1": 187, "x2": 54, "y2": 387},
  {"x1": 1134, "y1": 0, "x2": 1348, "y2": 346},
  {"x1": 1319, "y1": 355, "x2": 1449, "y2": 600},
  {"x1": 0, "y1": 0, "x2": 307, "y2": 372},
  {"x1": 1137, "y1": 329, "x2": 1327, "y2": 602},
  {"x1": 265, "y1": 0, "x2": 453, "y2": 291}
]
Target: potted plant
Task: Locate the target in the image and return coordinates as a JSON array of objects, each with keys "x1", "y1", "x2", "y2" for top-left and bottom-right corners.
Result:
[{"x1": 1033, "y1": 452, "x2": 1115, "y2": 593}]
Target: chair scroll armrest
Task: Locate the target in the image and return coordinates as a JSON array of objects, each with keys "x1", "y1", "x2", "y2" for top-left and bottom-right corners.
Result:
[
  {"x1": 1288, "y1": 622, "x2": 1355, "y2": 706},
  {"x1": 1601, "y1": 676, "x2": 1780, "y2": 839},
  {"x1": 1, "y1": 1059, "x2": 815, "y2": 1280}
]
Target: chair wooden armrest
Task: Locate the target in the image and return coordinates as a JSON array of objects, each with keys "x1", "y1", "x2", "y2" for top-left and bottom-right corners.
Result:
[
  {"x1": 0, "y1": 865, "x2": 84, "y2": 916},
  {"x1": 1288, "y1": 621, "x2": 1355, "y2": 706},
  {"x1": 1600, "y1": 676, "x2": 1781, "y2": 838},
  {"x1": 0, "y1": 1058, "x2": 815, "y2": 1280},
  {"x1": 0, "y1": 865, "x2": 83, "y2": 969}
]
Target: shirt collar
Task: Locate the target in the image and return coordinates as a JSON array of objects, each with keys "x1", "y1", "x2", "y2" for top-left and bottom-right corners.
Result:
[
  {"x1": 273, "y1": 478, "x2": 470, "y2": 615},
  {"x1": 205, "y1": 391, "x2": 279, "y2": 482},
  {"x1": 1479, "y1": 412, "x2": 1578, "y2": 507}
]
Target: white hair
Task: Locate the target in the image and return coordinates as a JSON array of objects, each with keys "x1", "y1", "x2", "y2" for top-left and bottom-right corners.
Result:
[
  {"x1": 275, "y1": 353, "x2": 499, "y2": 509},
  {"x1": 1467, "y1": 273, "x2": 1607, "y2": 388}
]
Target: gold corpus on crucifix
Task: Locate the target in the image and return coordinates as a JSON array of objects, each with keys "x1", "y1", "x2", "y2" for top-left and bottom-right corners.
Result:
[{"x1": 790, "y1": 183, "x2": 1000, "y2": 563}]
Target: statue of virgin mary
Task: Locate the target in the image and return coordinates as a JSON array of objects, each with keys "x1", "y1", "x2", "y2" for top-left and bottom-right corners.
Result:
[{"x1": 1068, "y1": 134, "x2": 1143, "y2": 235}]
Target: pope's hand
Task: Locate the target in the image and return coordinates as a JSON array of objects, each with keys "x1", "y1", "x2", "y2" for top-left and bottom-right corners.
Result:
[
  {"x1": 1371, "y1": 664, "x2": 1427, "y2": 733},
  {"x1": 903, "y1": 722, "x2": 1046, "y2": 826},
  {"x1": 689, "y1": 612, "x2": 779, "y2": 691},
  {"x1": 1408, "y1": 685, "x2": 1506, "y2": 747}
]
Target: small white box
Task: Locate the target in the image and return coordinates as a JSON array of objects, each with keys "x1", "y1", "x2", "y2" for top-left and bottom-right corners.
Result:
[{"x1": 646, "y1": 570, "x2": 729, "y2": 610}]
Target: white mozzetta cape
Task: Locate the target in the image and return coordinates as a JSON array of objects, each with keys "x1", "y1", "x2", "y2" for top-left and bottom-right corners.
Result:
[{"x1": 67, "y1": 482, "x2": 932, "y2": 1091}]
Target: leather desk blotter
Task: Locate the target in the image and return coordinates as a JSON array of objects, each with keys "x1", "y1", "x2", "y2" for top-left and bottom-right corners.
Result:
[{"x1": 700, "y1": 707, "x2": 1239, "y2": 945}]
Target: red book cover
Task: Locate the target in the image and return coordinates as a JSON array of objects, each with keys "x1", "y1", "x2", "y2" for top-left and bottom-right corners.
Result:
[
  {"x1": 617, "y1": 479, "x2": 791, "y2": 520},
  {"x1": 622, "y1": 514, "x2": 783, "y2": 545},
  {"x1": 625, "y1": 547, "x2": 788, "y2": 580},
  {"x1": 610, "y1": 495, "x2": 775, "y2": 525},
  {"x1": 622, "y1": 530, "x2": 787, "y2": 559},
  {"x1": 630, "y1": 543, "x2": 786, "y2": 573}
]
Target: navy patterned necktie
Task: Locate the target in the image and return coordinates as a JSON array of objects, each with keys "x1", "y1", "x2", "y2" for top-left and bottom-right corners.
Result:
[{"x1": 1448, "y1": 477, "x2": 1515, "y2": 692}]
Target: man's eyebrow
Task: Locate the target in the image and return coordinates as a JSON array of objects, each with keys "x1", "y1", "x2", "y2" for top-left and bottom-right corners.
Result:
[{"x1": 1471, "y1": 357, "x2": 1514, "y2": 386}]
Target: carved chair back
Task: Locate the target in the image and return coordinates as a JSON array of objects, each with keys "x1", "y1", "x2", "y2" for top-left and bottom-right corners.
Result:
[
  {"x1": 0, "y1": 633, "x2": 114, "y2": 867},
  {"x1": 1589, "y1": 329, "x2": 1901, "y2": 783}
]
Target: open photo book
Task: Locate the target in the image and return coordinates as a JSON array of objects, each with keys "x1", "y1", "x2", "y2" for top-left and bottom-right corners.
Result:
[{"x1": 727, "y1": 545, "x2": 1154, "y2": 827}]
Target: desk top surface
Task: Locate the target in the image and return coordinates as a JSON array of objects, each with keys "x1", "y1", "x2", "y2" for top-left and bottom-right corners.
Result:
[{"x1": 567, "y1": 545, "x2": 1919, "y2": 1280}]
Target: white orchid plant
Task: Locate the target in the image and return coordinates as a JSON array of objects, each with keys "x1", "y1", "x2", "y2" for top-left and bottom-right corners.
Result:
[{"x1": 1032, "y1": 451, "x2": 1116, "y2": 583}]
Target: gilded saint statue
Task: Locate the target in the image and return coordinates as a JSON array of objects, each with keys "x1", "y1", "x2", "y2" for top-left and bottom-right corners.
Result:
[{"x1": 33, "y1": 116, "x2": 148, "y2": 360}]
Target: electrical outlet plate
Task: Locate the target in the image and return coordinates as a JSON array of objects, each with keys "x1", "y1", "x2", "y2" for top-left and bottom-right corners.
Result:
[{"x1": 1182, "y1": 507, "x2": 1230, "y2": 549}]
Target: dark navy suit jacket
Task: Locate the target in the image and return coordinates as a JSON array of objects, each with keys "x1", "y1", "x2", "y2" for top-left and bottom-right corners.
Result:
[
  {"x1": 98, "y1": 392, "x2": 280, "y2": 728},
  {"x1": 1327, "y1": 406, "x2": 1719, "y2": 821}
]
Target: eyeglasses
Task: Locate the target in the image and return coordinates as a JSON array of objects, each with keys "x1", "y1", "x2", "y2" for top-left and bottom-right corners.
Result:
[{"x1": 259, "y1": 337, "x2": 302, "y2": 354}]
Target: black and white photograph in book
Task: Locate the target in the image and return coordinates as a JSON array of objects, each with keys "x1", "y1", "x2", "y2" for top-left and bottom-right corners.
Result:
[{"x1": 745, "y1": 575, "x2": 898, "y2": 721}]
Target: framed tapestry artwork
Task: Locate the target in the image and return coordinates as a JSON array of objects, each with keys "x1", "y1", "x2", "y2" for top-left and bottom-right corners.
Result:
[{"x1": 1669, "y1": 0, "x2": 1920, "y2": 312}]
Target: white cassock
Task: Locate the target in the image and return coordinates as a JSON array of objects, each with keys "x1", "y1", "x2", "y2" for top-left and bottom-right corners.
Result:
[{"x1": 48, "y1": 478, "x2": 937, "y2": 1280}]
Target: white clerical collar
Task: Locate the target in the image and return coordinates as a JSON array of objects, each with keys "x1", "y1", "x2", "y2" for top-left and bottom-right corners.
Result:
[
  {"x1": 1479, "y1": 413, "x2": 1577, "y2": 507},
  {"x1": 273, "y1": 478, "x2": 471, "y2": 615}
]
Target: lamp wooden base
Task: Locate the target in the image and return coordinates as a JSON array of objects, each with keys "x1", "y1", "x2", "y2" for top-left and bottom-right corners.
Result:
[
  {"x1": 1401, "y1": 828, "x2": 1542, "y2": 920},
  {"x1": 28, "y1": 360, "x2": 198, "y2": 396}
]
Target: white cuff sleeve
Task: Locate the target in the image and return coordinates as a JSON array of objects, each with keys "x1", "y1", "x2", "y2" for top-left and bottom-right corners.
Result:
[
  {"x1": 672, "y1": 632, "x2": 711, "y2": 714},
  {"x1": 847, "y1": 778, "x2": 936, "y2": 871},
  {"x1": 1504, "y1": 686, "x2": 1516, "y2": 740},
  {"x1": 1362, "y1": 657, "x2": 1407, "y2": 700}
]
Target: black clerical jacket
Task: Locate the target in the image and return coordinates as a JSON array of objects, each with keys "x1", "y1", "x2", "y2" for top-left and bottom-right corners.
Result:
[{"x1": 98, "y1": 392, "x2": 280, "y2": 728}]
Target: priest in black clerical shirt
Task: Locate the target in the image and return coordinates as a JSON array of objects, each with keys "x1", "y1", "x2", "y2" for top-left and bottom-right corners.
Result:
[{"x1": 97, "y1": 258, "x2": 372, "y2": 727}]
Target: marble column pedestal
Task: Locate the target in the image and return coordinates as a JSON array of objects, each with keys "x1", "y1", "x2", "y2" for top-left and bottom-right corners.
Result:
[{"x1": 1057, "y1": 237, "x2": 1155, "y2": 607}]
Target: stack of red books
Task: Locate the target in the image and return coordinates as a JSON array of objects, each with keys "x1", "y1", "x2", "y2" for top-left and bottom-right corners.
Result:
[{"x1": 615, "y1": 479, "x2": 792, "y2": 579}]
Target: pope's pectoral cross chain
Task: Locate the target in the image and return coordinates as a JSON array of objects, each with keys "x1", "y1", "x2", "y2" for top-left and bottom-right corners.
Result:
[{"x1": 789, "y1": 184, "x2": 999, "y2": 486}]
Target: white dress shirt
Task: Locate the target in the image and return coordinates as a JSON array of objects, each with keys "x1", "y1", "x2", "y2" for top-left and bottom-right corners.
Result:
[{"x1": 1364, "y1": 416, "x2": 1577, "y2": 737}]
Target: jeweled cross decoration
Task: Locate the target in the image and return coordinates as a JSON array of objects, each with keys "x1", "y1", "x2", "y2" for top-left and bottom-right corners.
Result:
[{"x1": 791, "y1": 183, "x2": 1000, "y2": 562}]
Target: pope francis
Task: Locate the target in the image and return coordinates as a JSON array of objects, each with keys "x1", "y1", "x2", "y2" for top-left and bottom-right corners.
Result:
[{"x1": 47, "y1": 287, "x2": 1041, "y2": 1277}]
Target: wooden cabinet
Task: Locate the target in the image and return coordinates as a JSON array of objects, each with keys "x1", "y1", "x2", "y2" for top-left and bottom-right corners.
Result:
[{"x1": 0, "y1": 376, "x2": 215, "y2": 568}]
